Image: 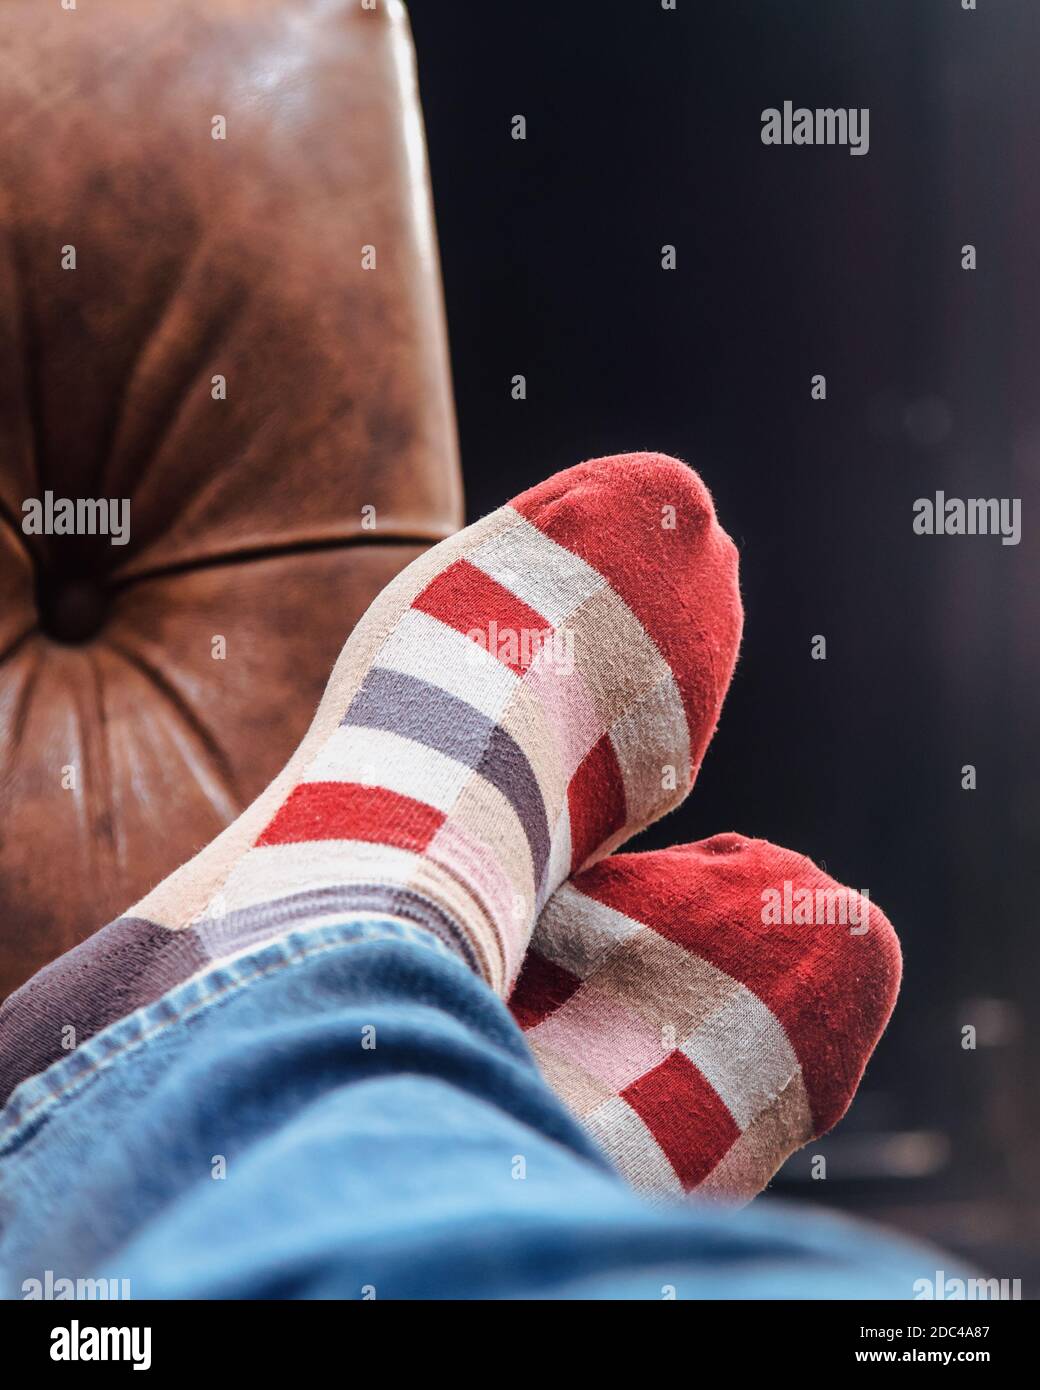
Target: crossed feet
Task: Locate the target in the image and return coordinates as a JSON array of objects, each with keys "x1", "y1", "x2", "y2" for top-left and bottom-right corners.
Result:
[{"x1": 0, "y1": 453, "x2": 900, "y2": 1202}]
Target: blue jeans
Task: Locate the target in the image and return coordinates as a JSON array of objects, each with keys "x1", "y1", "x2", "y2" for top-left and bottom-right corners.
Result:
[{"x1": 0, "y1": 918, "x2": 938, "y2": 1299}]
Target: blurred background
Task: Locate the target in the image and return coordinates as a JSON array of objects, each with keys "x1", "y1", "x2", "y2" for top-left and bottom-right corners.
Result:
[{"x1": 410, "y1": 0, "x2": 1040, "y2": 1288}]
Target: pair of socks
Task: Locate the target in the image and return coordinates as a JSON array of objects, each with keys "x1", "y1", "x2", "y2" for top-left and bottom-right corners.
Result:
[{"x1": 0, "y1": 453, "x2": 900, "y2": 1200}]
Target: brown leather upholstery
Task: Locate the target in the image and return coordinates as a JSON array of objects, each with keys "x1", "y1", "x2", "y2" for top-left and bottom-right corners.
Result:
[{"x1": 0, "y1": 0, "x2": 462, "y2": 1000}]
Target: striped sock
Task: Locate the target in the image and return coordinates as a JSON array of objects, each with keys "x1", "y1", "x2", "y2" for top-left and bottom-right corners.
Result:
[
  {"x1": 510, "y1": 834, "x2": 902, "y2": 1203},
  {"x1": 1, "y1": 453, "x2": 742, "y2": 1101}
]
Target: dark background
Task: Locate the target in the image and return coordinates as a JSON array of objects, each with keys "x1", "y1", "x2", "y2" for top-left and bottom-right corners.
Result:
[{"x1": 410, "y1": 0, "x2": 1040, "y2": 1285}]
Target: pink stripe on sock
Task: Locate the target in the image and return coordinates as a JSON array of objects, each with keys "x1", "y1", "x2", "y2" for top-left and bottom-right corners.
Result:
[
  {"x1": 427, "y1": 818, "x2": 521, "y2": 936},
  {"x1": 528, "y1": 988, "x2": 670, "y2": 1091},
  {"x1": 522, "y1": 656, "x2": 602, "y2": 780}
]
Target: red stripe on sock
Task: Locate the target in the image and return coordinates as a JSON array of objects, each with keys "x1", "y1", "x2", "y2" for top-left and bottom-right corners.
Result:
[
  {"x1": 622, "y1": 1050, "x2": 740, "y2": 1190},
  {"x1": 568, "y1": 735, "x2": 627, "y2": 872},
  {"x1": 509, "y1": 950, "x2": 582, "y2": 1029},
  {"x1": 256, "y1": 783, "x2": 445, "y2": 852},
  {"x1": 413, "y1": 558, "x2": 553, "y2": 675}
]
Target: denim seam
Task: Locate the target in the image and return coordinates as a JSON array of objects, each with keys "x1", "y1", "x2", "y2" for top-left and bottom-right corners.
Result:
[{"x1": 0, "y1": 917, "x2": 453, "y2": 1155}]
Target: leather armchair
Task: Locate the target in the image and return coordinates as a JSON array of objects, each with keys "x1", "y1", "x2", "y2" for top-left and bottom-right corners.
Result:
[{"x1": 0, "y1": 0, "x2": 462, "y2": 1000}]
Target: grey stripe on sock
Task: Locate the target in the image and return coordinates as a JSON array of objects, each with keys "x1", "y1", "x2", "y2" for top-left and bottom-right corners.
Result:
[
  {"x1": 0, "y1": 915, "x2": 207, "y2": 1106},
  {"x1": 196, "y1": 884, "x2": 480, "y2": 974},
  {"x1": 344, "y1": 667, "x2": 550, "y2": 882}
]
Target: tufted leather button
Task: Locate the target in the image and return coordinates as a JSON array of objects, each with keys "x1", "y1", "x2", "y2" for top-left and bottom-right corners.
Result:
[
  {"x1": 0, "y1": 0, "x2": 463, "y2": 1000},
  {"x1": 36, "y1": 576, "x2": 110, "y2": 646}
]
